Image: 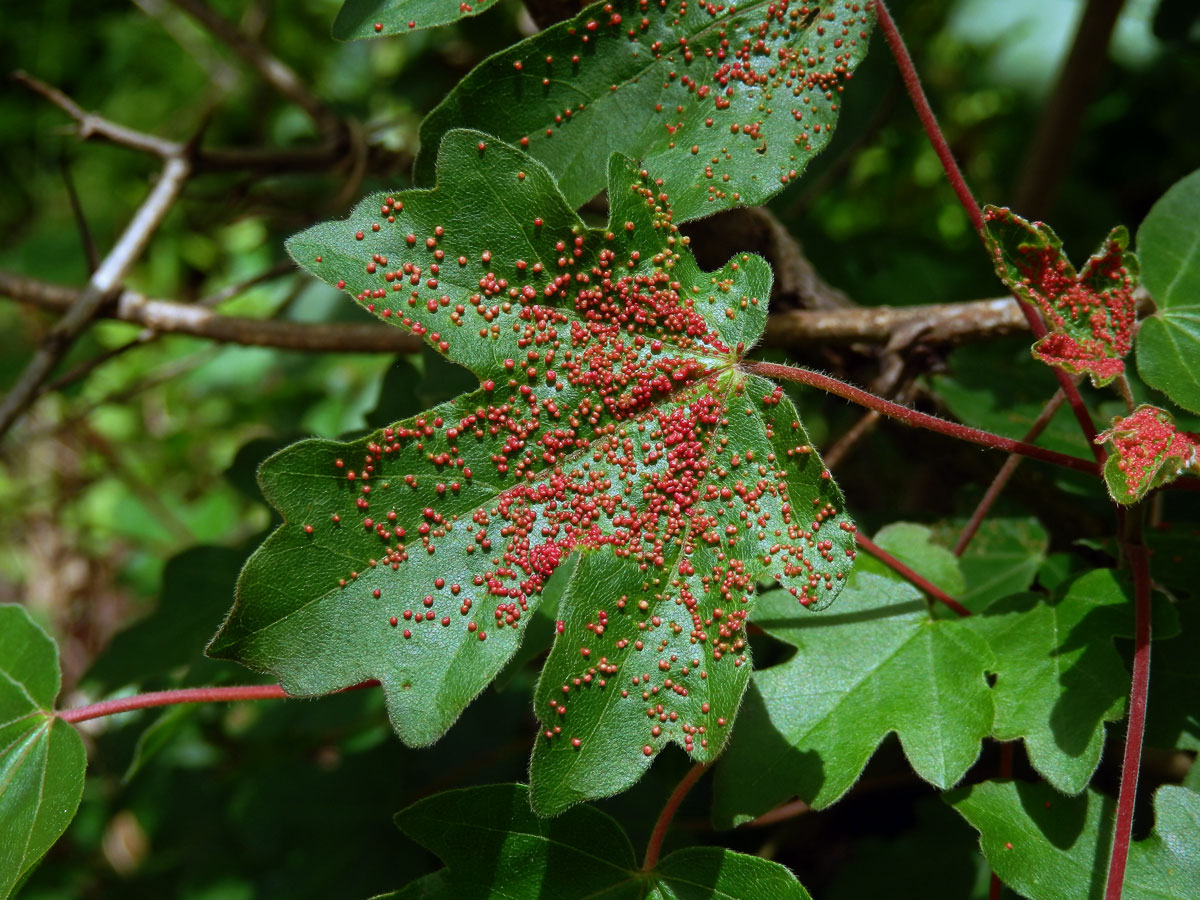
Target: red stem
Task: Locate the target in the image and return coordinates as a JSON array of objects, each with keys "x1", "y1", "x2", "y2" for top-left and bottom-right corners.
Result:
[
  {"x1": 57, "y1": 680, "x2": 379, "y2": 724},
  {"x1": 643, "y1": 763, "x2": 708, "y2": 871},
  {"x1": 856, "y1": 533, "x2": 971, "y2": 617},
  {"x1": 873, "y1": 0, "x2": 1104, "y2": 463},
  {"x1": 873, "y1": 1, "x2": 983, "y2": 233},
  {"x1": 1104, "y1": 535, "x2": 1152, "y2": 900},
  {"x1": 740, "y1": 360, "x2": 1100, "y2": 477},
  {"x1": 954, "y1": 389, "x2": 1067, "y2": 556}
]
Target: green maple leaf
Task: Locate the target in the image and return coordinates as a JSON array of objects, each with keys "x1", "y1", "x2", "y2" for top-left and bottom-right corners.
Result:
[
  {"x1": 1094, "y1": 404, "x2": 1200, "y2": 504},
  {"x1": 417, "y1": 0, "x2": 876, "y2": 224},
  {"x1": 856, "y1": 521, "x2": 965, "y2": 597},
  {"x1": 983, "y1": 206, "x2": 1140, "y2": 388},
  {"x1": 379, "y1": 783, "x2": 812, "y2": 899},
  {"x1": 0, "y1": 606, "x2": 86, "y2": 900},
  {"x1": 712, "y1": 569, "x2": 993, "y2": 826},
  {"x1": 208, "y1": 130, "x2": 855, "y2": 811},
  {"x1": 332, "y1": 0, "x2": 501, "y2": 37},
  {"x1": 1136, "y1": 167, "x2": 1200, "y2": 414},
  {"x1": 963, "y1": 569, "x2": 1164, "y2": 794},
  {"x1": 948, "y1": 780, "x2": 1200, "y2": 900}
]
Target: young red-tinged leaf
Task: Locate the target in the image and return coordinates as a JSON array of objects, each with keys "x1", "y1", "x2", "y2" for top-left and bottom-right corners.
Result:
[
  {"x1": 964, "y1": 569, "x2": 1177, "y2": 794},
  {"x1": 948, "y1": 780, "x2": 1200, "y2": 900},
  {"x1": 384, "y1": 783, "x2": 812, "y2": 899},
  {"x1": 1136, "y1": 168, "x2": 1200, "y2": 414},
  {"x1": 0, "y1": 605, "x2": 86, "y2": 900},
  {"x1": 417, "y1": 0, "x2": 875, "y2": 224},
  {"x1": 983, "y1": 206, "x2": 1140, "y2": 387},
  {"x1": 1094, "y1": 404, "x2": 1200, "y2": 504},
  {"x1": 209, "y1": 132, "x2": 856, "y2": 799},
  {"x1": 712, "y1": 570, "x2": 993, "y2": 826},
  {"x1": 332, "y1": 0, "x2": 499, "y2": 38}
]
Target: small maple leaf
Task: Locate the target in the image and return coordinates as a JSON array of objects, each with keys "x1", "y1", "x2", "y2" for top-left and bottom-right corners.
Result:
[
  {"x1": 983, "y1": 206, "x2": 1140, "y2": 387},
  {"x1": 1095, "y1": 404, "x2": 1200, "y2": 504},
  {"x1": 208, "y1": 131, "x2": 856, "y2": 811}
]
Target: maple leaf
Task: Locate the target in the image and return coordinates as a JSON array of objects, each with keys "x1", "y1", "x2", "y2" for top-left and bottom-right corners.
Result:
[
  {"x1": 0, "y1": 605, "x2": 86, "y2": 900},
  {"x1": 417, "y1": 0, "x2": 876, "y2": 224},
  {"x1": 207, "y1": 130, "x2": 856, "y2": 810},
  {"x1": 712, "y1": 568, "x2": 993, "y2": 825},
  {"x1": 332, "y1": 0, "x2": 499, "y2": 37},
  {"x1": 1094, "y1": 404, "x2": 1200, "y2": 504},
  {"x1": 949, "y1": 780, "x2": 1200, "y2": 900},
  {"x1": 963, "y1": 569, "x2": 1173, "y2": 794},
  {"x1": 983, "y1": 206, "x2": 1140, "y2": 387},
  {"x1": 383, "y1": 783, "x2": 813, "y2": 899}
]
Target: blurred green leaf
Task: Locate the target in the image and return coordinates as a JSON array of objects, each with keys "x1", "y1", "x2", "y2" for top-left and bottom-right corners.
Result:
[{"x1": 0, "y1": 605, "x2": 86, "y2": 900}]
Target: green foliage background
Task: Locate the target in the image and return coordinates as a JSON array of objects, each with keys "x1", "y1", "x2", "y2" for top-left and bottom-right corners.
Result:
[{"x1": 2, "y1": 1, "x2": 1198, "y2": 898}]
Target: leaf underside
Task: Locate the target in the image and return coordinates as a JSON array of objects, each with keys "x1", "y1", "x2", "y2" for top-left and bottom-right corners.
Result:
[
  {"x1": 0, "y1": 605, "x2": 86, "y2": 900},
  {"x1": 209, "y1": 129, "x2": 856, "y2": 813},
  {"x1": 385, "y1": 783, "x2": 812, "y2": 899},
  {"x1": 983, "y1": 206, "x2": 1139, "y2": 388},
  {"x1": 418, "y1": 0, "x2": 876, "y2": 224}
]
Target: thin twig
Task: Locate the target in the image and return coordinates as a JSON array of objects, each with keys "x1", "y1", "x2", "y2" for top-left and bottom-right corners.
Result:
[
  {"x1": 642, "y1": 763, "x2": 709, "y2": 871},
  {"x1": 856, "y1": 533, "x2": 972, "y2": 617},
  {"x1": 59, "y1": 153, "x2": 99, "y2": 272},
  {"x1": 13, "y1": 69, "x2": 358, "y2": 175},
  {"x1": 13, "y1": 70, "x2": 185, "y2": 158},
  {"x1": 953, "y1": 389, "x2": 1068, "y2": 556},
  {"x1": 740, "y1": 360, "x2": 1101, "y2": 477},
  {"x1": 0, "y1": 155, "x2": 191, "y2": 439},
  {"x1": 167, "y1": 0, "x2": 338, "y2": 133},
  {"x1": 8, "y1": 271, "x2": 1137, "y2": 357},
  {"x1": 1, "y1": 272, "x2": 421, "y2": 354}
]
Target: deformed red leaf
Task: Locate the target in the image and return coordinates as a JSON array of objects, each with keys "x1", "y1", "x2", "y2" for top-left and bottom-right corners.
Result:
[
  {"x1": 983, "y1": 206, "x2": 1140, "y2": 387},
  {"x1": 1095, "y1": 404, "x2": 1200, "y2": 504}
]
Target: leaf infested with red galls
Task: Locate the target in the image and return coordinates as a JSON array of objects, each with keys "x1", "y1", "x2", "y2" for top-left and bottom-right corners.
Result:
[
  {"x1": 1095, "y1": 404, "x2": 1200, "y2": 504},
  {"x1": 418, "y1": 0, "x2": 876, "y2": 224},
  {"x1": 208, "y1": 131, "x2": 855, "y2": 807},
  {"x1": 983, "y1": 206, "x2": 1140, "y2": 387}
]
